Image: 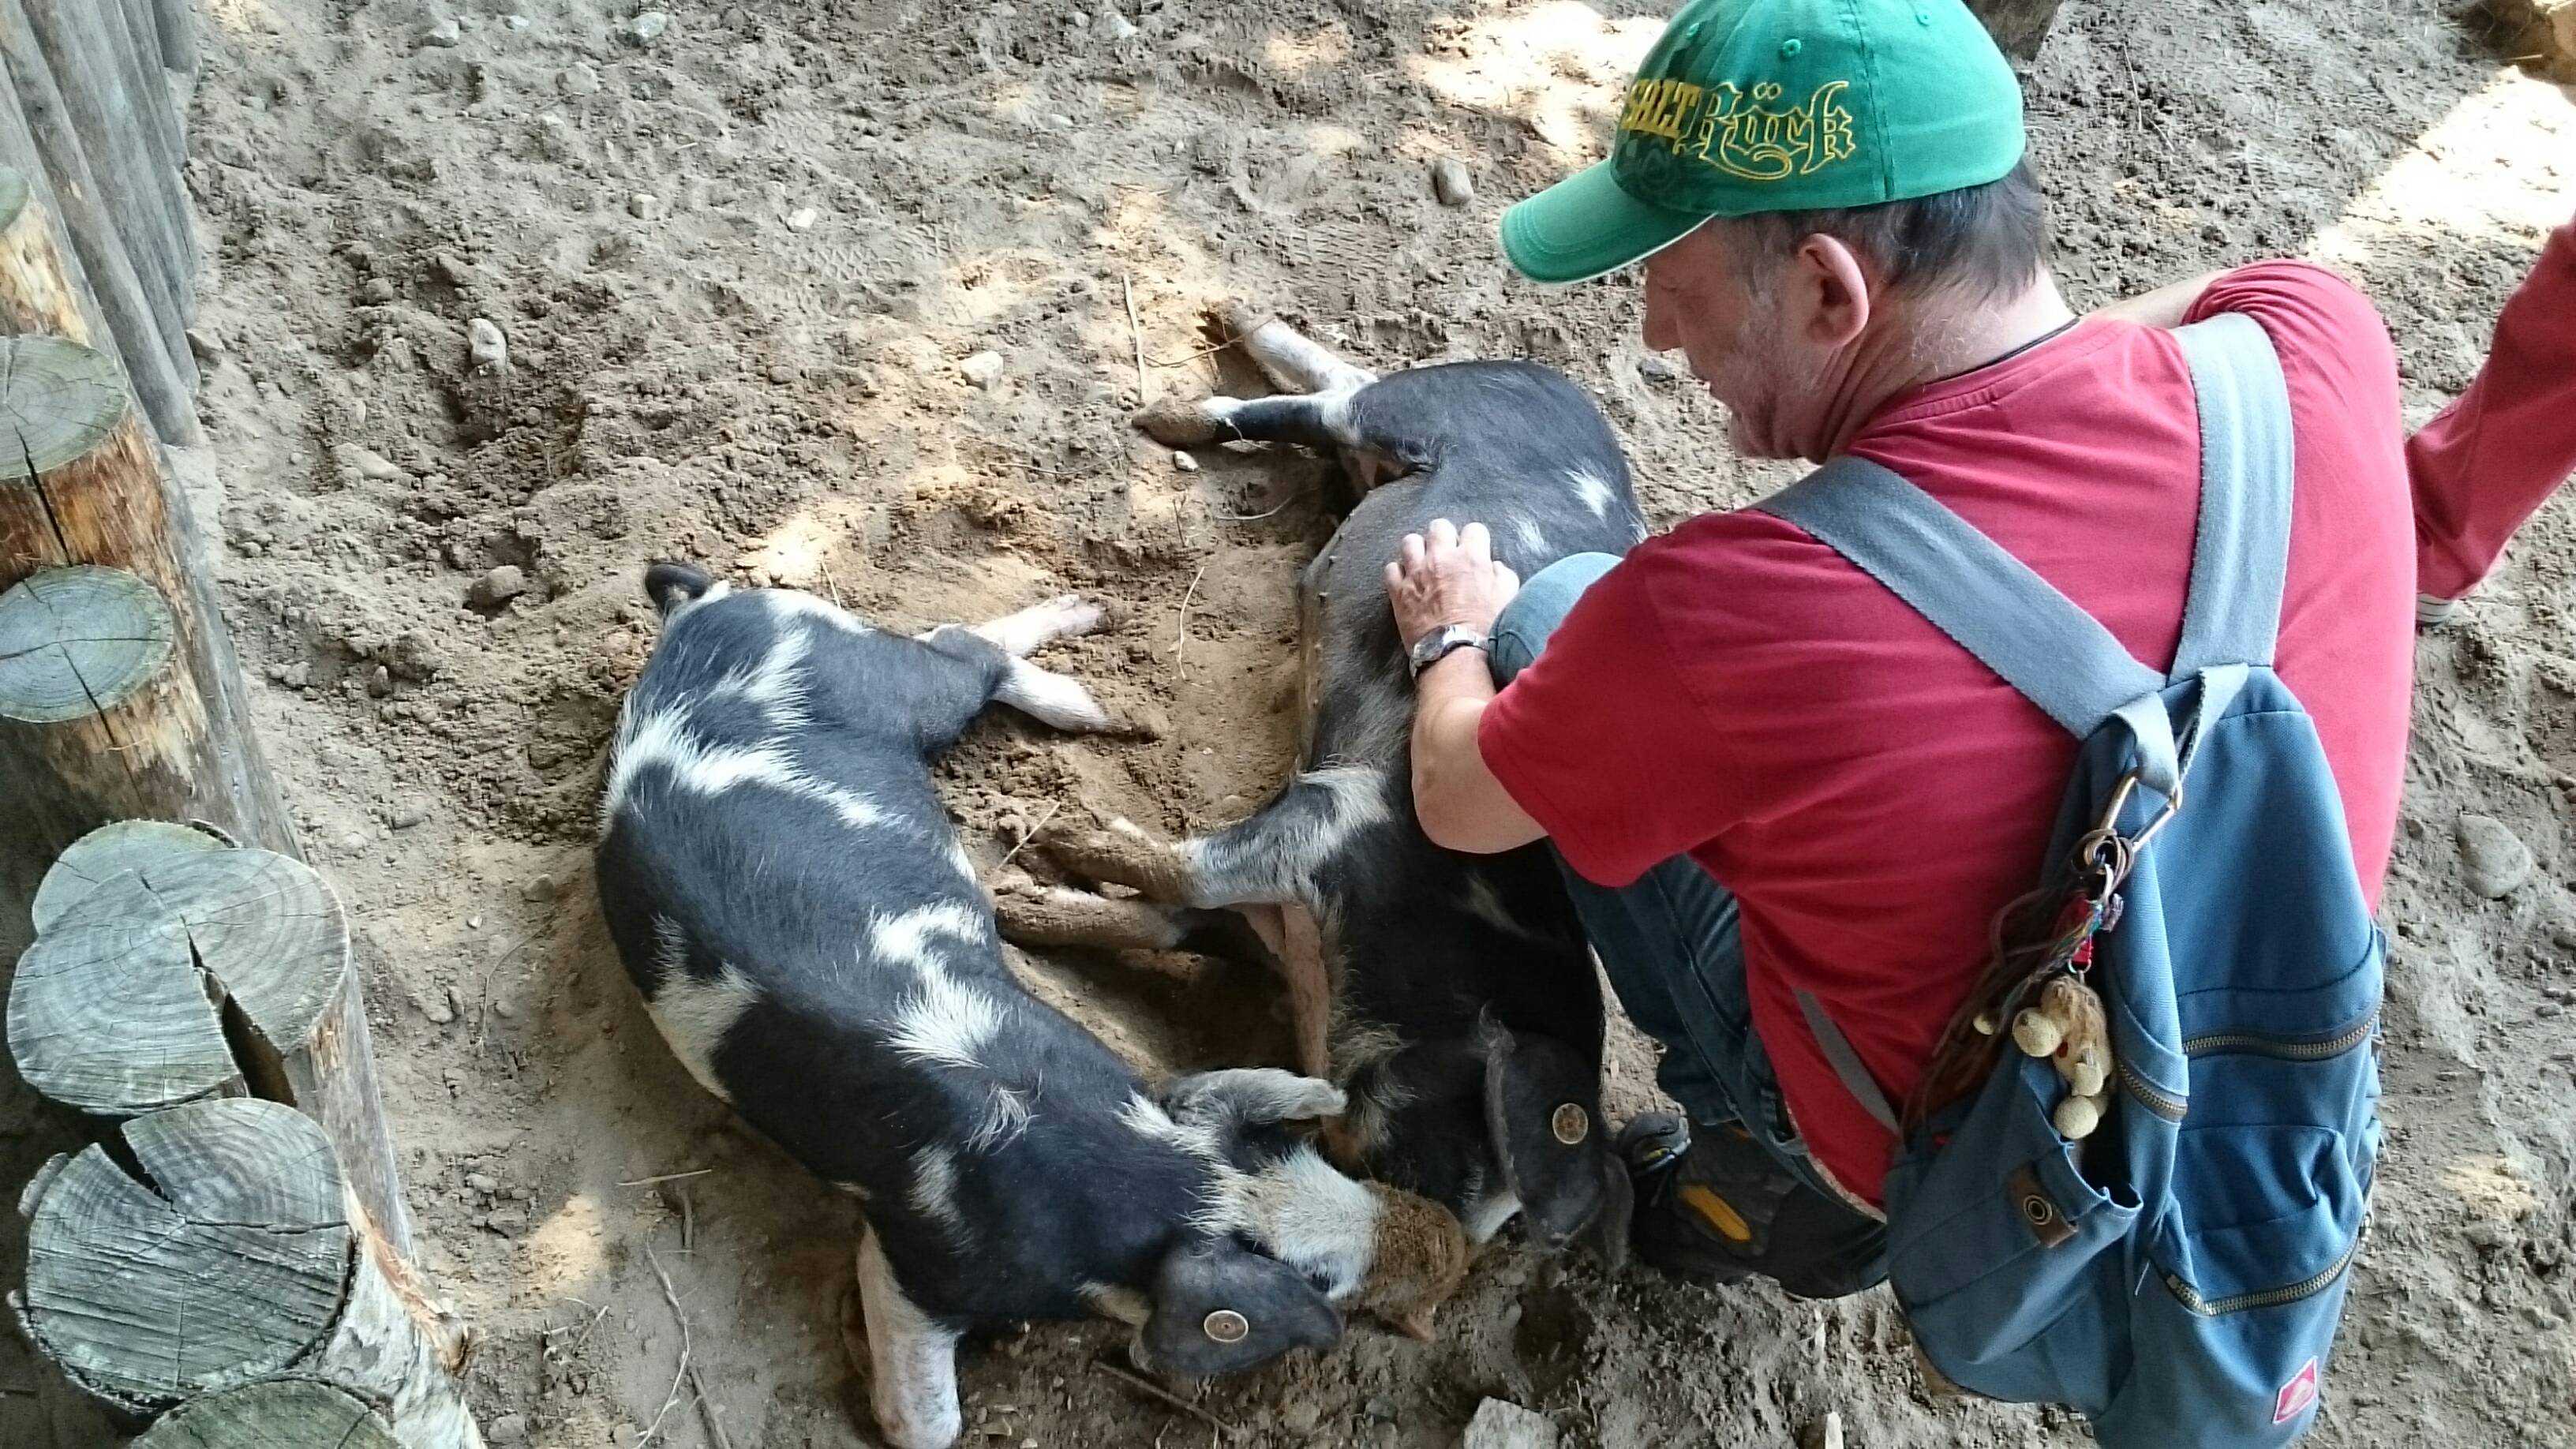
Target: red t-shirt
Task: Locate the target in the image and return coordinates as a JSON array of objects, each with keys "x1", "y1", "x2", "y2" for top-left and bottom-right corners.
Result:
[{"x1": 1479, "y1": 264, "x2": 2414, "y2": 1208}]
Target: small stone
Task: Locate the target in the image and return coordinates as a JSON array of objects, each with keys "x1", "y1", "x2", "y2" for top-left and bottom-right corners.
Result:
[
  {"x1": 369, "y1": 665, "x2": 393, "y2": 697},
  {"x1": 504, "y1": 13, "x2": 531, "y2": 29},
  {"x1": 488, "y1": 1413, "x2": 528, "y2": 1445},
  {"x1": 469, "y1": 915, "x2": 485, "y2": 930},
  {"x1": 422, "y1": 992, "x2": 455, "y2": 1025},
  {"x1": 185, "y1": 328, "x2": 225, "y2": 367},
  {"x1": 1171, "y1": 451, "x2": 1198, "y2": 472},
  {"x1": 1046, "y1": 113, "x2": 1073, "y2": 129},
  {"x1": 465, "y1": 1172, "x2": 500, "y2": 1194},
  {"x1": 391, "y1": 801, "x2": 432, "y2": 830},
  {"x1": 1097, "y1": 8, "x2": 1139, "y2": 39},
  {"x1": 342, "y1": 444, "x2": 404, "y2": 481},
  {"x1": 2457, "y1": 814, "x2": 2535, "y2": 899},
  {"x1": 1280, "y1": 1401, "x2": 1322, "y2": 1437},
  {"x1": 487, "y1": 1208, "x2": 530, "y2": 1236},
  {"x1": 523, "y1": 874, "x2": 559, "y2": 902},
  {"x1": 360, "y1": 276, "x2": 398, "y2": 305},
  {"x1": 1362, "y1": 1397, "x2": 1398, "y2": 1422},
  {"x1": 419, "y1": 18, "x2": 462, "y2": 47},
  {"x1": 628, "y1": 191, "x2": 662, "y2": 221},
  {"x1": 468, "y1": 565, "x2": 530, "y2": 609},
  {"x1": 339, "y1": 832, "x2": 369, "y2": 854},
  {"x1": 2543, "y1": 1002, "x2": 2566, "y2": 1019},
  {"x1": 1638, "y1": 354, "x2": 1680, "y2": 383},
  {"x1": 622, "y1": 10, "x2": 670, "y2": 43},
  {"x1": 1431, "y1": 156, "x2": 1474, "y2": 207},
  {"x1": 469, "y1": 316, "x2": 508, "y2": 373},
  {"x1": 1462, "y1": 1398, "x2": 1557, "y2": 1449},
  {"x1": 557, "y1": 62, "x2": 602, "y2": 95},
  {"x1": 959, "y1": 350, "x2": 1005, "y2": 388},
  {"x1": 787, "y1": 206, "x2": 821, "y2": 230}
]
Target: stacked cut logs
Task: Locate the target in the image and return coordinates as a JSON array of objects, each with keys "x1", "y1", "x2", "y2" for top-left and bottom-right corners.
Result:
[{"x1": 0, "y1": 6, "x2": 481, "y2": 1444}]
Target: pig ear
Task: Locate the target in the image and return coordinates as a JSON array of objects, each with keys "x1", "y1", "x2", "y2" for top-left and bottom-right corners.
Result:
[
  {"x1": 1479, "y1": 1020, "x2": 1623, "y2": 1264},
  {"x1": 1139, "y1": 1241, "x2": 1342, "y2": 1380},
  {"x1": 1163, "y1": 1068, "x2": 1347, "y2": 1132}
]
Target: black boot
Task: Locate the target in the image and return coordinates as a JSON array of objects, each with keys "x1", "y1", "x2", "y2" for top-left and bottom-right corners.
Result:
[{"x1": 1618, "y1": 1114, "x2": 1888, "y2": 1300}]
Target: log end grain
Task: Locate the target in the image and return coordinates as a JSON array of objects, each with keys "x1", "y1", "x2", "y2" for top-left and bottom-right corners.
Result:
[
  {"x1": 133, "y1": 1379, "x2": 402, "y2": 1449},
  {"x1": 0, "y1": 564, "x2": 174, "y2": 723},
  {"x1": 0, "y1": 333, "x2": 128, "y2": 477}
]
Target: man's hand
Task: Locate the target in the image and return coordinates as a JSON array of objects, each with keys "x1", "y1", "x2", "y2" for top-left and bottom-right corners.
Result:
[{"x1": 1385, "y1": 519, "x2": 1520, "y2": 649}]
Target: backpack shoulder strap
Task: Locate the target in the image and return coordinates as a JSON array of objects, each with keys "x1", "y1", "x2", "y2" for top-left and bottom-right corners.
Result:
[
  {"x1": 2170, "y1": 312, "x2": 2295, "y2": 676},
  {"x1": 1757, "y1": 459, "x2": 2164, "y2": 740}
]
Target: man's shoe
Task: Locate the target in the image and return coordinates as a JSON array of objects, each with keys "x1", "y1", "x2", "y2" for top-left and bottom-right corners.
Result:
[{"x1": 1617, "y1": 1113, "x2": 1887, "y2": 1300}]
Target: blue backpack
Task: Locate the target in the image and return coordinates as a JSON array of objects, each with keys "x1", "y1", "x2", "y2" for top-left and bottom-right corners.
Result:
[{"x1": 1757, "y1": 313, "x2": 2383, "y2": 1447}]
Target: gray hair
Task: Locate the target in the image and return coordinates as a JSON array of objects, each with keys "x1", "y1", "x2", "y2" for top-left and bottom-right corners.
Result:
[{"x1": 1715, "y1": 159, "x2": 2049, "y2": 305}]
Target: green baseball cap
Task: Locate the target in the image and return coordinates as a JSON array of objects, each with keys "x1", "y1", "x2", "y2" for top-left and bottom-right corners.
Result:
[{"x1": 1501, "y1": 0, "x2": 2026, "y2": 284}]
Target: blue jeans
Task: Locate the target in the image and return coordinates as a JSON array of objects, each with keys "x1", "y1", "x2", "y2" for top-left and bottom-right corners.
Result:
[{"x1": 1488, "y1": 553, "x2": 1843, "y2": 1202}]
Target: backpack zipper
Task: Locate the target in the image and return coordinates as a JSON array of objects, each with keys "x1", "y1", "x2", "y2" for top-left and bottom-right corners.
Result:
[
  {"x1": 2113, "y1": 1007, "x2": 2378, "y2": 1124},
  {"x1": 2162, "y1": 1230, "x2": 2360, "y2": 1316},
  {"x1": 2181, "y1": 1007, "x2": 2379, "y2": 1062}
]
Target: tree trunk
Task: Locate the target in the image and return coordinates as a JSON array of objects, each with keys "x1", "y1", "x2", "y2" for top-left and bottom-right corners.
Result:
[
  {"x1": 0, "y1": 5, "x2": 199, "y2": 443},
  {"x1": 10, "y1": 1098, "x2": 483, "y2": 1447},
  {"x1": 1963, "y1": 0, "x2": 2065, "y2": 59},
  {"x1": 0, "y1": 333, "x2": 286, "y2": 911},
  {"x1": 7, "y1": 829, "x2": 429, "y2": 1265}
]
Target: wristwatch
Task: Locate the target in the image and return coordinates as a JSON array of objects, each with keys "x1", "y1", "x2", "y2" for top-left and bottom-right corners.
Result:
[{"x1": 1407, "y1": 623, "x2": 1488, "y2": 677}]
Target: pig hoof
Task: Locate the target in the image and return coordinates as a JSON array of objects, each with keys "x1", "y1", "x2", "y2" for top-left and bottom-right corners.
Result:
[
  {"x1": 1039, "y1": 593, "x2": 1106, "y2": 640},
  {"x1": 1136, "y1": 395, "x2": 1228, "y2": 447},
  {"x1": 1218, "y1": 299, "x2": 1277, "y2": 340},
  {"x1": 1035, "y1": 818, "x2": 1192, "y2": 899}
]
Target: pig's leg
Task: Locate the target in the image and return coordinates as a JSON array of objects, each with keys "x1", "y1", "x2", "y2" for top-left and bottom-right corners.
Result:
[
  {"x1": 988, "y1": 882, "x2": 1268, "y2": 965},
  {"x1": 1219, "y1": 301, "x2": 1377, "y2": 395},
  {"x1": 1043, "y1": 765, "x2": 1394, "y2": 909},
  {"x1": 911, "y1": 595, "x2": 1114, "y2": 736},
  {"x1": 1275, "y1": 901, "x2": 1335, "y2": 1084},
  {"x1": 856, "y1": 1229, "x2": 965, "y2": 1449}
]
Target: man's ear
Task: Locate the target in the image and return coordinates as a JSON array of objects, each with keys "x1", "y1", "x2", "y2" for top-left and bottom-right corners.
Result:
[
  {"x1": 1137, "y1": 1240, "x2": 1342, "y2": 1381},
  {"x1": 1790, "y1": 233, "x2": 1875, "y2": 350},
  {"x1": 1163, "y1": 1068, "x2": 1346, "y2": 1133},
  {"x1": 1479, "y1": 1020, "x2": 1623, "y2": 1263}
]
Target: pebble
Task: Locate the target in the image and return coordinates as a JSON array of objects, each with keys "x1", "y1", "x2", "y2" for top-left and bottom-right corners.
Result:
[
  {"x1": 2457, "y1": 814, "x2": 2534, "y2": 899},
  {"x1": 1279, "y1": 1402, "x2": 1322, "y2": 1436},
  {"x1": 185, "y1": 328, "x2": 225, "y2": 366},
  {"x1": 422, "y1": 992, "x2": 455, "y2": 1024},
  {"x1": 504, "y1": 13, "x2": 531, "y2": 30},
  {"x1": 1362, "y1": 1397, "x2": 1398, "y2": 1422},
  {"x1": 787, "y1": 205, "x2": 821, "y2": 230},
  {"x1": 391, "y1": 801, "x2": 432, "y2": 830},
  {"x1": 487, "y1": 1413, "x2": 528, "y2": 1446},
  {"x1": 1172, "y1": 450, "x2": 1198, "y2": 472},
  {"x1": 960, "y1": 350, "x2": 1005, "y2": 388},
  {"x1": 343, "y1": 444, "x2": 404, "y2": 481},
  {"x1": 369, "y1": 665, "x2": 393, "y2": 697},
  {"x1": 419, "y1": 18, "x2": 462, "y2": 47},
  {"x1": 1097, "y1": 8, "x2": 1139, "y2": 39},
  {"x1": 465, "y1": 1172, "x2": 500, "y2": 1193},
  {"x1": 1463, "y1": 1398, "x2": 1558, "y2": 1449},
  {"x1": 469, "y1": 564, "x2": 530, "y2": 609},
  {"x1": 360, "y1": 276, "x2": 397, "y2": 305},
  {"x1": 469, "y1": 316, "x2": 508, "y2": 373},
  {"x1": 523, "y1": 874, "x2": 560, "y2": 902},
  {"x1": 628, "y1": 192, "x2": 662, "y2": 221},
  {"x1": 557, "y1": 62, "x2": 602, "y2": 96},
  {"x1": 1432, "y1": 156, "x2": 1474, "y2": 207},
  {"x1": 622, "y1": 10, "x2": 671, "y2": 43},
  {"x1": 339, "y1": 832, "x2": 369, "y2": 854},
  {"x1": 1638, "y1": 354, "x2": 1681, "y2": 383}
]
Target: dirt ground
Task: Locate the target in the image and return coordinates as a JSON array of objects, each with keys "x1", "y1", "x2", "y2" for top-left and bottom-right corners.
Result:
[{"x1": 4, "y1": 0, "x2": 2575, "y2": 1445}]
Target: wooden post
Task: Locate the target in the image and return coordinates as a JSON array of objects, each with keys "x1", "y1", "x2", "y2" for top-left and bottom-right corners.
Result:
[
  {"x1": 10, "y1": 1098, "x2": 484, "y2": 1447},
  {"x1": 8, "y1": 829, "x2": 429, "y2": 1266},
  {"x1": 0, "y1": 333, "x2": 286, "y2": 907},
  {"x1": 1962, "y1": 0, "x2": 2065, "y2": 59},
  {"x1": 0, "y1": 7, "x2": 200, "y2": 441},
  {"x1": 150, "y1": 0, "x2": 197, "y2": 86},
  {"x1": 133, "y1": 1380, "x2": 403, "y2": 1449},
  {"x1": 16, "y1": 0, "x2": 195, "y2": 331}
]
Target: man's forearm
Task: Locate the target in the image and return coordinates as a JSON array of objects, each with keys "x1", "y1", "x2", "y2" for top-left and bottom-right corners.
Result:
[
  {"x1": 1409, "y1": 649, "x2": 1544, "y2": 854},
  {"x1": 2093, "y1": 271, "x2": 2221, "y2": 329}
]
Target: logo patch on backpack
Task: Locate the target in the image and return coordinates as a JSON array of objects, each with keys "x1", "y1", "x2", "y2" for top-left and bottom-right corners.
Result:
[{"x1": 2273, "y1": 1358, "x2": 2320, "y2": 1424}]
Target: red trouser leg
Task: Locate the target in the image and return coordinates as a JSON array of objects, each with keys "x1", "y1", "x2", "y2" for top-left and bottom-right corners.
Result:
[{"x1": 2410, "y1": 216, "x2": 2576, "y2": 601}]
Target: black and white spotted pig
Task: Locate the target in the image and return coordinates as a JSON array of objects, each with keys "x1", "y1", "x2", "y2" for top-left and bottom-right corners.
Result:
[
  {"x1": 593, "y1": 566, "x2": 1461, "y2": 1449},
  {"x1": 1000, "y1": 305, "x2": 1646, "y2": 1265}
]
